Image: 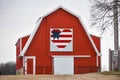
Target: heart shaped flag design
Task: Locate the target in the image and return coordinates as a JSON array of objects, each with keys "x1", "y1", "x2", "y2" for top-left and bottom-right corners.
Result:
[{"x1": 51, "y1": 28, "x2": 72, "y2": 48}]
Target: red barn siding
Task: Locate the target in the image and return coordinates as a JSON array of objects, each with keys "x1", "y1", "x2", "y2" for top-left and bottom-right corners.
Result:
[
  {"x1": 91, "y1": 35, "x2": 100, "y2": 52},
  {"x1": 91, "y1": 35, "x2": 101, "y2": 69},
  {"x1": 98, "y1": 56, "x2": 101, "y2": 68},
  {"x1": 16, "y1": 36, "x2": 29, "y2": 70},
  {"x1": 16, "y1": 7, "x2": 101, "y2": 74},
  {"x1": 16, "y1": 39, "x2": 23, "y2": 70},
  {"x1": 74, "y1": 66, "x2": 98, "y2": 74},
  {"x1": 22, "y1": 35, "x2": 29, "y2": 50},
  {"x1": 23, "y1": 8, "x2": 100, "y2": 74},
  {"x1": 27, "y1": 59, "x2": 33, "y2": 74},
  {"x1": 16, "y1": 39, "x2": 20, "y2": 70}
]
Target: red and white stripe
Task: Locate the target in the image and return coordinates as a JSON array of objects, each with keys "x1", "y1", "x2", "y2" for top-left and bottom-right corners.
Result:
[{"x1": 51, "y1": 29, "x2": 72, "y2": 48}]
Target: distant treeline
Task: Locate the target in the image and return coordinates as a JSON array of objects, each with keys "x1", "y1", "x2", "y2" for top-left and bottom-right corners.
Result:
[{"x1": 0, "y1": 62, "x2": 16, "y2": 75}]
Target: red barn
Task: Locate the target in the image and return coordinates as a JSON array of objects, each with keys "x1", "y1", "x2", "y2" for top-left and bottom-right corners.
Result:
[{"x1": 16, "y1": 6, "x2": 101, "y2": 75}]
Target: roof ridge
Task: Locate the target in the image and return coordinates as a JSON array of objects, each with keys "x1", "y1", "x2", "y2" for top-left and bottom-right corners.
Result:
[{"x1": 19, "y1": 6, "x2": 101, "y2": 57}]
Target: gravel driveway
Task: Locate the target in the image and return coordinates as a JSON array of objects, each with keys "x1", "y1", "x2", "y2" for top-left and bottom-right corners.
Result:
[{"x1": 0, "y1": 73, "x2": 119, "y2": 80}]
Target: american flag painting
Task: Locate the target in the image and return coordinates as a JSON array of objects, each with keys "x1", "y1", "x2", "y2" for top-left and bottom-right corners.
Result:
[{"x1": 50, "y1": 28, "x2": 73, "y2": 51}]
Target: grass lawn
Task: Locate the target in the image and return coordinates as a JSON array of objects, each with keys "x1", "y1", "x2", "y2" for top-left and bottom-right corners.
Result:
[{"x1": 101, "y1": 71, "x2": 120, "y2": 75}]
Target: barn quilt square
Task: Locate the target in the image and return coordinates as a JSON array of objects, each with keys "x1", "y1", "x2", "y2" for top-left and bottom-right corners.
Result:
[{"x1": 50, "y1": 28, "x2": 73, "y2": 51}]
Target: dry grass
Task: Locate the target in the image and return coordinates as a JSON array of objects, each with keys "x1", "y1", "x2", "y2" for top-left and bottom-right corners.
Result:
[
  {"x1": 0, "y1": 73, "x2": 119, "y2": 80},
  {"x1": 101, "y1": 71, "x2": 120, "y2": 75}
]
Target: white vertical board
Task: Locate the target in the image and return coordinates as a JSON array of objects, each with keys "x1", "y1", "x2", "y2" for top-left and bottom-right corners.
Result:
[{"x1": 53, "y1": 56, "x2": 74, "y2": 75}]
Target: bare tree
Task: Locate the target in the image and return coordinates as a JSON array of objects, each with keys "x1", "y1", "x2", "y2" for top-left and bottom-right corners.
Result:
[
  {"x1": 90, "y1": 0, "x2": 114, "y2": 33},
  {"x1": 90, "y1": 0, "x2": 120, "y2": 71}
]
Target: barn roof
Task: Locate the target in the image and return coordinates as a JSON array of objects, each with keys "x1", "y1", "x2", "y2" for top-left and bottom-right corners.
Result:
[{"x1": 19, "y1": 5, "x2": 101, "y2": 57}]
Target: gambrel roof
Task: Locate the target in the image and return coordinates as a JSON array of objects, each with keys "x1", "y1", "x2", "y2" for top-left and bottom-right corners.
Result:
[{"x1": 19, "y1": 5, "x2": 101, "y2": 57}]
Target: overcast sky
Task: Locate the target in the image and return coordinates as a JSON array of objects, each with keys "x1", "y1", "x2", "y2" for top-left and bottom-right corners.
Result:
[{"x1": 0, "y1": 0, "x2": 115, "y2": 71}]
